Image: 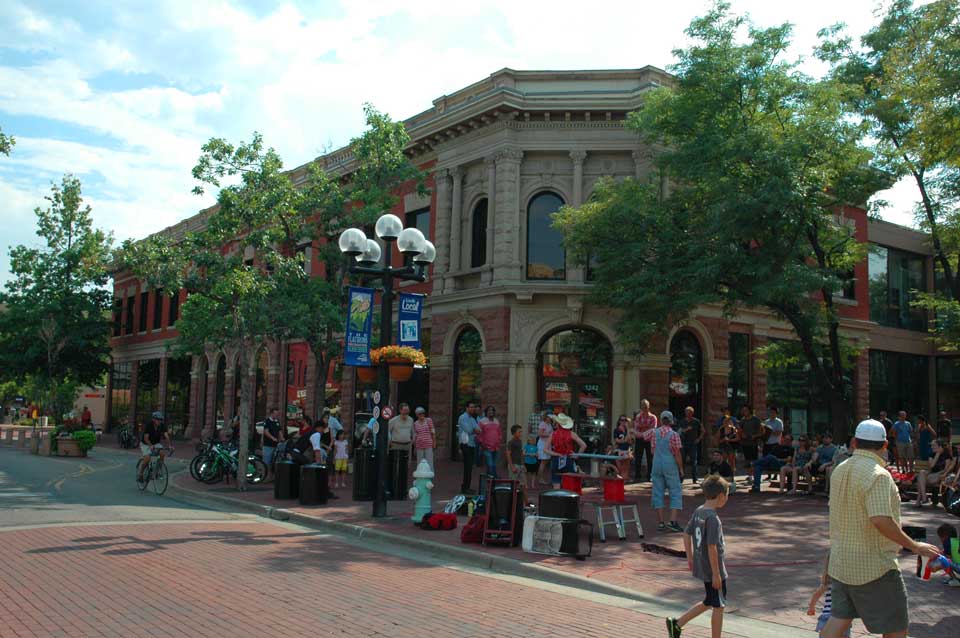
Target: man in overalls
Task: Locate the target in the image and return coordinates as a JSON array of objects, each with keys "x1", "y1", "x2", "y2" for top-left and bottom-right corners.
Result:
[{"x1": 640, "y1": 410, "x2": 685, "y2": 533}]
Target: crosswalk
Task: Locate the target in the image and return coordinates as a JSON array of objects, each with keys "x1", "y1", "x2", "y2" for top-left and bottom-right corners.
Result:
[{"x1": 0, "y1": 469, "x2": 51, "y2": 508}]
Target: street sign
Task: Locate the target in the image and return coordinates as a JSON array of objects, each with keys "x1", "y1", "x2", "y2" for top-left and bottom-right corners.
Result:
[
  {"x1": 382, "y1": 406, "x2": 393, "y2": 420},
  {"x1": 373, "y1": 391, "x2": 381, "y2": 405},
  {"x1": 372, "y1": 406, "x2": 380, "y2": 420}
]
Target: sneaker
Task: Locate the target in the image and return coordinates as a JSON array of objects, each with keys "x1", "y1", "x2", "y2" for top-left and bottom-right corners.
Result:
[
  {"x1": 657, "y1": 522, "x2": 667, "y2": 532},
  {"x1": 667, "y1": 521, "x2": 684, "y2": 533},
  {"x1": 666, "y1": 617, "x2": 682, "y2": 638}
]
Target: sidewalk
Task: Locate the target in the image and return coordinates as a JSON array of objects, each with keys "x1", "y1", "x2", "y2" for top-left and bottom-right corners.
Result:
[{"x1": 167, "y1": 453, "x2": 956, "y2": 638}]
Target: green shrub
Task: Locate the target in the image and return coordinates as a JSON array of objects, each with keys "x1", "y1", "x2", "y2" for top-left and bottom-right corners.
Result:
[{"x1": 71, "y1": 430, "x2": 96, "y2": 452}]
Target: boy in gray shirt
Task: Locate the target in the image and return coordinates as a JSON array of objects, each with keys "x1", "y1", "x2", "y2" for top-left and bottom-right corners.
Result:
[{"x1": 667, "y1": 475, "x2": 731, "y2": 638}]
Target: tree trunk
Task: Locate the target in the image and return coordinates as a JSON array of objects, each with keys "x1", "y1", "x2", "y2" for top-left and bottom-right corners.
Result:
[
  {"x1": 313, "y1": 350, "x2": 326, "y2": 422},
  {"x1": 237, "y1": 345, "x2": 251, "y2": 491}
]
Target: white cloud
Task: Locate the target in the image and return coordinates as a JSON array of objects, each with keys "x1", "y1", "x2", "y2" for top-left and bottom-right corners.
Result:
[{"x1": 0, "y1": 0, "x2": 933, "y2": 285}]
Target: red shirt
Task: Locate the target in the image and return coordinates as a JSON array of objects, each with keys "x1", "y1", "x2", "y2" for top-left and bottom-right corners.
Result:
[
  {"x1": 640, "y1": 425, "x2": 682, "y2": 454},
  {"x1": 551, "y1": 428, "x2": 575, "y2": 456},
  {"x1": 634, "y1": 412, "x2": 658, "y2": 436},
  {"x1": 477, "y1": 418, "x2": 502, "y2": 451}
]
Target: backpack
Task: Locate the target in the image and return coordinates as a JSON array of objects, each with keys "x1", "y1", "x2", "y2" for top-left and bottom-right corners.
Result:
[
  {"x1": 459, "y1": 514, "x2": 485, "y2": 543},
  {"x1": 420, "y1": 512, "x2": 458, "y2": 531}
]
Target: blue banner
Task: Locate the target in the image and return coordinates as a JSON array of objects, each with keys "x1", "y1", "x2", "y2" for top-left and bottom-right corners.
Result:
[
  {"x1": 344, "y1": 286, "x2": 375, "y2": 366},
  {"x1": 398, "y1": 292, "x2": 423, "y2": 350}
]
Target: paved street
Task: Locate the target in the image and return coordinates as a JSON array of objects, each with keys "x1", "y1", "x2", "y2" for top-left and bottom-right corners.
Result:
[{"x1": 0, "y1": 448, "x2": 757, "y2": 638}]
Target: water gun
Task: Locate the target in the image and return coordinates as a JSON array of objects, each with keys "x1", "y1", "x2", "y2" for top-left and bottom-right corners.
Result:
[{"x1": 917, "y1": 554, "x2": 960, "y2": 581}]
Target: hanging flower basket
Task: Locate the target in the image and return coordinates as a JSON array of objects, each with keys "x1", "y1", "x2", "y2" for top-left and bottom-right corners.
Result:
[
  {"x1": 356, "y1": 367, "x2": 378, "y2": 384},
  {"x1": 370, "y1": 346, "x2": 426, "y2": 383}
]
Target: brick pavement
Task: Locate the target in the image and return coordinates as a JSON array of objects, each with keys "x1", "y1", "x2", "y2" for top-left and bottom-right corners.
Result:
[
  {"x1": 173, "y1": 455, "x2": 960, "y2": 638},
  {"x1": 0, "y1": 520, "x2": 728, "y2": 638}
]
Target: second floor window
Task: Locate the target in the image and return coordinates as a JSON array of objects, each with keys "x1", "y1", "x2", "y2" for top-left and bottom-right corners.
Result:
[
  {"x1": 169, "y1": 292, "x2": 180, "y2": 325},
  {"x1": 406, "y1": 207, "x2": 430, "y2": 240},
  {"x1": 138, "y1": 291, "x2": 148, "y2": 333},
  {"x1": 470, "y1": 199, "x2": 487, "y2": 268},
  {"x1": 526, "y1": 191, "x2": 566, "y2": 280},
  {"x1": 869, "y1": 244, "x2": 927, "y2": 331},
  {"x1": 125, "y1": 295, "x2": 135, "y2": 334},
  {"x1": 153, "y1": 288, "x2": 164, "y2": 330}
]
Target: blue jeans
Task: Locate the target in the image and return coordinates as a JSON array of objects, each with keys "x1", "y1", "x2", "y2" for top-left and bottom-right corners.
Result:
[
  {"x1": 651, "y1": 457, "x2": 683, "y2": 510},
  {"x1": 482, "y1": 449, "x2": 498, "y2": 478},
  {"x1": 752, "y1": 454, "x2": 783, "y2": 489}
]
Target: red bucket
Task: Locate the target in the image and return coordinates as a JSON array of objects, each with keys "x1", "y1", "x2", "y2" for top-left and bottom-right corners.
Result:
[
  {"x1": 560, "y1": 474, "x2": 583, "y2": 494},
  {"x1": 602, "y1": 477, "x2": 625, "y2": 502}
]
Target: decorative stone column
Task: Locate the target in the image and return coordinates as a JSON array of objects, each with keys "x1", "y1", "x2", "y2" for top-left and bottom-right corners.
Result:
[
  {"x1": 433, "y1": 169, "x2": 452, "y2": 295},
  {"x1": 449, "y1": 166, "x2": 463, "y2": 271},
  {"x1": 188, "y1": 356, "x2": 203, "y2": 439},
  {"x1": 204, "y1": 366, "x2": 218, "y2": 439},
  {"x1": 266, "y1": 366, "x2": 280, "y2": 415},
  {"x1": 128, "y1": 360, "x2": 139, "y2": 426},
  {"x1": 157, "y1": 356, "x2": 169, "y2": 419},
  {"x1": 493, "y1": 148, "x2": 523, "y2": 282},
  {"x1": 223, "y1": 367, "x2": 236, "y2": 425},
  {"x1": 706, "y1": 358, "x2": 731, "y2": 424},
  {"x1": 570, "y1": 150, "x2": 586, "y2": 206},
  {"x1": 484, "y1": 157, "x2": 497, "y2": 285}
]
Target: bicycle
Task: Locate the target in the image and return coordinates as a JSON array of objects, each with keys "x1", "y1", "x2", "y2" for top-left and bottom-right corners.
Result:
[
  {"x1": 117, "y1": 425, "x2": 137, "y2": 449},
  {"x1": 195, "y1": 441, "x2": 266, "y2": 485},
  {"x1": 136, "y1": 446, "x2": 173, "y2": 495}
]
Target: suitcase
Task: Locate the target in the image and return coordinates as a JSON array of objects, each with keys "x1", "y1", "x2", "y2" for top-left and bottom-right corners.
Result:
[{"x1": 521, "y1": 515, "x2": 593, "y2": 559}]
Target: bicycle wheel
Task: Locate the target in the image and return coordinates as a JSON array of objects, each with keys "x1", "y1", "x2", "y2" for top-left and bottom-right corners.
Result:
[
  {"x1": 198, "y1": 459, "x2": 224, "y2": 484},
  {"x1": 153, "y1": 461, "x2": 169, "y2": 495},
  {"x1": 248, "y1": 457, "x2": 267, "y2": 484},
  {"x1": 189, "y1": 454, "x2": 207, "y2": 482},
  {"x1": 136, "y1": 459, "x2": 149, "y2": 491}
]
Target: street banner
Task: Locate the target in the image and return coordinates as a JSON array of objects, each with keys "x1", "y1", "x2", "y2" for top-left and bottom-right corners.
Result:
[
  {"x1": 398, "y1": 292, "x2": 424, "y2": 350},
  {"x1": 344, "y1": 286, "x2": 375, "y2": 366}
]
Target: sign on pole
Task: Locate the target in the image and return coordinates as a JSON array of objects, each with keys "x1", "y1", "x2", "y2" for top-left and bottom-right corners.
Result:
[
  {"x1": 344, "y1": 286, "x2": 375, "y2": 366},
  {"x1": 398, "y1": 292, "x2": 424, "y2": 350}
]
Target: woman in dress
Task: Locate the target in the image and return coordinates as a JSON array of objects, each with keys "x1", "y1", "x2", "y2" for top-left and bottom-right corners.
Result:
[{"x1": 546, "y1": 413, "x2": 587, "y2": 488}]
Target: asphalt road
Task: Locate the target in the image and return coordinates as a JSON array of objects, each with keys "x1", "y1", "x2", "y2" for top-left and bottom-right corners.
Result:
[{"x1": 0, "y1": 446, "x2": 245, "y2": 528}]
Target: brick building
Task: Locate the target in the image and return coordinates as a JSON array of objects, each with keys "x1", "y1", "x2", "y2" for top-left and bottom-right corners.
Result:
[{"x1": 107, "y1": 67, "x2": 959, "y2": 451}]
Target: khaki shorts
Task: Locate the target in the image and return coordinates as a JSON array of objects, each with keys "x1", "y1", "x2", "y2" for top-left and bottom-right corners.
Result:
[
  {"x1": 831, "y1": 570, "x2": 908, "y2": 635},
  {"x1": 896, "y1": 442, "x2": 915, "y2": 461}
]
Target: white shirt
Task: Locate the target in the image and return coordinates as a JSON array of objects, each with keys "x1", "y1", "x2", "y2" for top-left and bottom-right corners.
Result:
[
  {"x1": 765, "y1": 417, "x2": 784, "y2": 445},
  {"x1": 309, "y1": 432, "x2": 322, "y2": 450}
]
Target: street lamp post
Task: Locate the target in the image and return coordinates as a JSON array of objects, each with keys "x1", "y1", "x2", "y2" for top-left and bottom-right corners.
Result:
[{"x1": 339, "y1": 214, "x2": 436, "y2": 518}]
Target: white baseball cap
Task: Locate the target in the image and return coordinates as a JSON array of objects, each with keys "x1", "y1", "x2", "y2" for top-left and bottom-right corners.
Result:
[
  {"x1": 660, "y1": 410, "x2": 675, "y2": 425},
  {"x1": 855, "y1": 419, "x2": 887, "y2": 442}
]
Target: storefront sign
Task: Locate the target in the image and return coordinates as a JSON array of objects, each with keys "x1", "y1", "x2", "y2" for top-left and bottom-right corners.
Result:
[
  {"x1": 344, "y1": 286, "x2": 375, "y2": 367},
  {"x1": 397, "y1": 292, "x2": 423, "y2": 350}
]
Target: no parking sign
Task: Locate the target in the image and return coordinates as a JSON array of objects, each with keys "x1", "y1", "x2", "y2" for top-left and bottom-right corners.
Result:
[{"x1": 382, "y1": 406, "x2": 393, "y2": 420}]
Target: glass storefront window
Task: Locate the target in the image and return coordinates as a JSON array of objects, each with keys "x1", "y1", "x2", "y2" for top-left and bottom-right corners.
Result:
[
  {"x1": 452, "y1": 327, "x2": 483, "y2": 457},
  {"x1": 165, "y1": 357, "x2": 191, "y2": 438},
  {"x1": 727, "y1": 333, "x2": 750, "y2": 414},
  {"x1": 136, "y1": 359, "x2": 160, "y2": 426},
  {"x1": 936, "y1": 357, "x2": 960, "y2": 439},
  {"x1": 870, "y1": 350, "x2": 929, "y2": 419},
  {"x1": 110, "y1": 361, "x2": 131, "y2": 430},
  {"x1": 669, "y1": 331, "x2": 702, "y2": 419},
  {"x1": 765, "y1": 340, "x2": 831, "y2": 437}
]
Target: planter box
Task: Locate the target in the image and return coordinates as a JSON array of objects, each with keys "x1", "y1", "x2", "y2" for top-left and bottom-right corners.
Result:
[{"x1": 56, "y1": 438, "x2": 87, "y2": 457}]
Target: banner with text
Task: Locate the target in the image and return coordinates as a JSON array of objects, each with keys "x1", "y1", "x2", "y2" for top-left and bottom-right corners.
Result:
[
  {"x1": 344, "y1": 286, "x2": 375, "y2": 367},
  {"x1": 398, "y1": 292, "x2": 424, "y2": 350}
]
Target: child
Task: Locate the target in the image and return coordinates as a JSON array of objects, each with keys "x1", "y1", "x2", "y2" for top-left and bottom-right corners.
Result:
[
  {"x1": 332, "y1": 430, "x2": 349, "y2": 488},
  {"x1": 523, "y1": 435, "x2": 539, "y2": 489},
  {"x1": 507, "y1": 425, "x2": 525, "y2": 483},
  {"x1": 707, "y1": 449, "x2": 736, "y2": 493},
  {"x1": 930, "y1": 523, "x2": 960, "y2": 586},
  {"x1": 666, "y1": 475, "x2": 730, "y2": 638},
  {"x1": 807, "y1": 552, "x2": 850, "y2": 636}
]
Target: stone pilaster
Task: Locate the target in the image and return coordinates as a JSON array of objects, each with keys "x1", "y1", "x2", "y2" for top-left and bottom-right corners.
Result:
[
  {"x1": 493, "y1": 147, "x2": 523, "y2": 282},
  {"x1": 266, "y1": 365, "x2": 280, "y2": 416},
  {"x1": 484, "y1": 157, "x2": 497, "y2": 285},
  {"x1": 157, "y1": 356, "x2": 169, "y2": 419},
  {"x1": 223, "y1": 369, "x2": 236, "y2": 425},
  {"x1": 204, "y1": 367, "x2": 218, "y2": 439},
  {"x1": 449, "y1": 166, "x2": 463, "y2": 271},
  {"x1": 433, "y1": 169, "x2": 453, "y2": 294},
  {"x1": 570, "y1": 150, "x2": 586, "y2": 206}
]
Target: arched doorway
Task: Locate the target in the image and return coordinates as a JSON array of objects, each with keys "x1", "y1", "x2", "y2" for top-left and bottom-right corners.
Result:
[
  {"x1": 538, "y1": 327, "x2": 612, "y2": 452},
  {"x1": 452, "y1": 326, "x2": 483, "y2": 458},
  {"x1": 669, "y1": 330, "x2": 703, "y2": 420}
]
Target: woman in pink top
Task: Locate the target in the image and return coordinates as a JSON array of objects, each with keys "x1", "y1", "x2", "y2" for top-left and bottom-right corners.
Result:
[
  {"x1": 412, "y1": 406, "x2": 435, "y2": 471},
  {"x1": 477, "y1": 406, "x2": 502, "y2": 479}
]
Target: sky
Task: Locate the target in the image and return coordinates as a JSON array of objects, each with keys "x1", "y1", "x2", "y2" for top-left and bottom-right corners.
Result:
[{"x1": 0, "y1": 0, "x2": 927, "y2": 285}]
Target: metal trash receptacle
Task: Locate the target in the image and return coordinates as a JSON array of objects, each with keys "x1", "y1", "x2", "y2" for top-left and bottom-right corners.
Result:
[
  {"x1": 352, "y1": 446, "x2": 376, "y2": 501},
  {"x1": 299, "y1": 463, "x2": 329, "y2": 506},
  {"x1": 273, "y1": 459, "x2": 299, "y2": 499}
]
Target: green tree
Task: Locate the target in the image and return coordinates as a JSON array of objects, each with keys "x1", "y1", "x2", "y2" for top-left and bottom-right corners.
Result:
[
  {"x1": 0, "y1": 175, "x2": 113, "y2": 421},
  {"x1": 120, "y1": 105, "x2": 425, "y2": 489},
  {"x1": 555, "y1": 3, "x2": 886, "y2": 440},
  {"x1": 818, "y1": 0, "x2": 960, "y2": 349},
  {"x1": 0, "y1": 125, "x2": 13, "y2": 156}
]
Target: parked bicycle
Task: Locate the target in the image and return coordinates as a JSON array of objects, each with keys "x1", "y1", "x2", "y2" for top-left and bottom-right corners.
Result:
[
  {"x1": 117, "y1": 424, "x2": 137, "y2": 449},
  {"x1": 193, "y1": 440, "x2": 266, "y2": 485},
  {"x1": 136, "y1": 445, "x2": 173, "y2": 495}
]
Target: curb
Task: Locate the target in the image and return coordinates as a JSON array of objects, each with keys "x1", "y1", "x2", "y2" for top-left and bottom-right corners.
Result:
[{"x1": 165, "y1": 478, "x2": 661, "y2": 605}]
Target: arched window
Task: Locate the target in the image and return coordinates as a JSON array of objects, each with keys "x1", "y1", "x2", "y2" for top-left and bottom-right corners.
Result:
[
  {"x1": 526, "y1": 192, "x2": 566, "y2": 280},
  {"x1": 452, "y1": 327, "x2": 483, "y2": 457},
  {"x1": 669, "y1": 331, "x2": 703, "y2": 419},
  {"x1": 470, "y1": 199, "x2": 488, "y2": 268}
]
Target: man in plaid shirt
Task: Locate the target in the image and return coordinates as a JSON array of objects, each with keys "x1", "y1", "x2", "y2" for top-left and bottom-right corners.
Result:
[{"x1": 633, "y1": 399, "x2": 658, "y2": 482}]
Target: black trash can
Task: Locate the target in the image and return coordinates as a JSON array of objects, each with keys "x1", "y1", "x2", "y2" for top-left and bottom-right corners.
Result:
[
  {"x1": 273, "y1": 459, "x2": 299, "y2": 499},
  {"x1": 387, "y1": 449, "x2": 409, "y2": 501},
  {"x1": 539, "y1": 489, "x2": 581, "y2": 519},
  {"x1": 352, "y1": 446, "x2": 376, "y2": 501},
  {"x1": 299, "y1": 463, "x2": 329, "y2": 506}
]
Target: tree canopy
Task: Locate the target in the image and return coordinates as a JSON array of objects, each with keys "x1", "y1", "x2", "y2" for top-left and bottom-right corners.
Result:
[
  {"x1": 120, "y1": 104, "x2": 426, "y2": 489},
  {"x1": 819, "y1": 0, "x2": 960, "y2": 349},
  {"x1": 0, "y1": 125, "x2": 13, "y2": 156},
  {"x1": 555, "y1": 2, "x2": 887, "y2": 438},
  {"x1": 0, "y1": 175, "x2": 113, "y2": 420}
]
